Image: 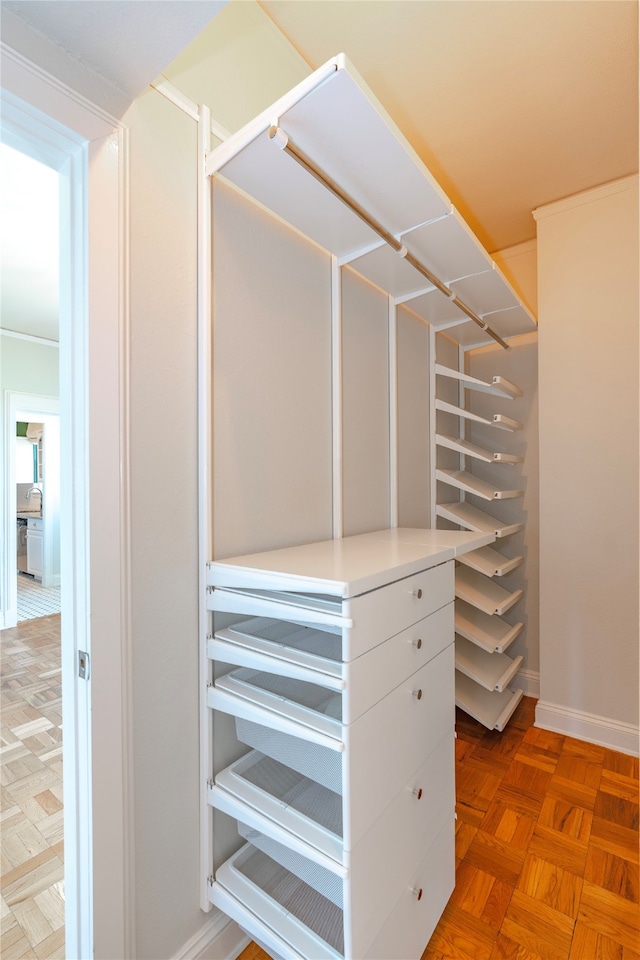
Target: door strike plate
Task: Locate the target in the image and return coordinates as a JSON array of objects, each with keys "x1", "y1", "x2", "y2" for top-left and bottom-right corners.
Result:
[{"x1": 78, "y1": 650, "x2": 90, "y2": 680}]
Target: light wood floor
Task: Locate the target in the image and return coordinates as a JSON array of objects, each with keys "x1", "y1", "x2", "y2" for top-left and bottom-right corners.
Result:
[
  {"x1": 1, "y1": 614, "x2": 64, "y2": 960},
  {"x1": 240, "y1": 696, "x2": 640, "y2": 960}
]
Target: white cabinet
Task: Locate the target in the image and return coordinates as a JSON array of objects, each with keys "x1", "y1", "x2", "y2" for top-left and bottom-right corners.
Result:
[
  {"x1": 26, "y1": 517, "x2": 43, "y2": 581},
  {"x1": 205, "y1": 530, "x2": 488, "y2": 960}
]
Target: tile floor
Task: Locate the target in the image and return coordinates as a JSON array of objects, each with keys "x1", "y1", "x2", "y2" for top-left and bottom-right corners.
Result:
[{"x1": 16, "y1": 576, "x2": 61, "y2": 624}]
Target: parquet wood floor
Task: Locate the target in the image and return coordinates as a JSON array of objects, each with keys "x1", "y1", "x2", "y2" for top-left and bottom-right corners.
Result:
[
  {"x1": 239, "y1": 697, "x2": 639, "y2": 960},
  {"x1": 1, "y1": 615, "x2": 64, "y2": 960}
]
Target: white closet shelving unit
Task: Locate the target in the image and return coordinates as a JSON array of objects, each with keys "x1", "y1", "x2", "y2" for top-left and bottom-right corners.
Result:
[
  {"x1": 200, "y1": 52, "x2": 537, "y2": 958},
  {"x1": 206, "y1": 531, "x2": 488, "y2": 960},
  {"x1": 433, "y1": 362, "x2": 526, "y2": 732}
]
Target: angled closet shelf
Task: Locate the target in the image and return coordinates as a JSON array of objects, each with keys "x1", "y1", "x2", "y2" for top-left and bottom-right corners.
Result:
[{"x1": 433, "y1": 362, "x2": 529, "y2": 732}]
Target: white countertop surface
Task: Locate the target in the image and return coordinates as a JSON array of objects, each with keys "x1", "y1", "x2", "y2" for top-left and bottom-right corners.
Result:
[{"x1": 208, "y1": 527, "x2": 493, "y2": 598}]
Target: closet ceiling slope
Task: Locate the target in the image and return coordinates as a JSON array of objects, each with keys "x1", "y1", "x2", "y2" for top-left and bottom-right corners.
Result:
[{"x1": 205, "y1": 54, "x2": 538, "y2": 348}]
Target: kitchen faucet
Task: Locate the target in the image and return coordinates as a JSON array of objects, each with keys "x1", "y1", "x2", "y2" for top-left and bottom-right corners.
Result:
[{"x1": 26, "y1": 485, "x2": 43, "y2": 502}]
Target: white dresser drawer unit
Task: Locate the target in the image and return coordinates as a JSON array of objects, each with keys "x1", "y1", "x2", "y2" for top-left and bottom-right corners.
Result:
[{"x1": 205, "y1": 530, "x2": 489, "y2": 959}]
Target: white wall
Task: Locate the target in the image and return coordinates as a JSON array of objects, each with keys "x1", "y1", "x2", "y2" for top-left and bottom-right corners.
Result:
[
  {"x1": 397, "y1": 305, "x2": 430, "y2": 527},
  {"x1": 535, "y1": 176, "x2": 639, "y2": 752}
]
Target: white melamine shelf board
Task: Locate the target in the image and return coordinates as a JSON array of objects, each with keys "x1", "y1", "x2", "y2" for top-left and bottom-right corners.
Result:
[
  {"x1": 434, "y1": 364, "x2": 522, "y2": 399},
  {"x1": 436, "y1": 501, "x2": 524, "y2": 539},
  {"x1": 435, "y1": 400, "x2": 523, "y2": 432},
  {"x1": 207, "y1": 55, "x2": 536, "y2": 338},
  {"x1": 455, "y1": 600, "x2": 523, "y2": 654},
  {"x1": 451, "y1": 268, "x2": 519, "y2": 316},
  {"x1": 207, "y1": 532, "x2": 456, "y2": 598},
  {"x1": 456, "y1": 546, "x2": 523, "y2": 577},
  {"x1": 455, "y1": 637, "x2": 523, "y2": 693},
  {"x1": 349, "y1": 527, "x2": 495, "y2": 555},
  {"x1": 436, "y1": 469, "x2": 524, "y2": 501},
  {"x1": 436, "y1": 434, "x2": 523, "y2": 464},
  {"x1": 347, "y1": 242, "x2": 436, "y2": 299},
  {"x1": 455, "y1": 672, "x2": 524, "y2": 732},
  {"x1": 400, "y1": 211, "x2": 493, "y2": 285},
  {"x1": 455, "y1": 566, "x2": 523, "y2": 616},
  {"x1": 210, "y1": 57, "x2": 450, "y2": 259}
]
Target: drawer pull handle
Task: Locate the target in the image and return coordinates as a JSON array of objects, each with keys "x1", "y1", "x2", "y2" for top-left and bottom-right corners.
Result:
[
  {"x1": 413, "y1": 588, "x2": 423, "y2": 599},
  {"x1": 413, "y1": 886, "x2": 423, "y2": 901},
  {"x1": 413, "y1": 637, "x2": 423, "y2": 650},
  {"x1": 413, "y1": 688, "x2": 423, "y2": 700},
  {"x1": 413, "y1": 787, "x2": 423, "y2": 800}
]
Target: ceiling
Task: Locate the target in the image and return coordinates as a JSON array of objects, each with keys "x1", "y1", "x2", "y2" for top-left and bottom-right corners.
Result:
[
  {"x1": 259, "y1": 0, "x2": 638, "y2": 254},
  {"x1": 1, "y1": 0, "x2": 636, "y2": 342}
]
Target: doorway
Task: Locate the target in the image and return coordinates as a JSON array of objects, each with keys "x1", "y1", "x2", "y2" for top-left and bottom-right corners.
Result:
[{"x1": 1, "y1": 58, "x2": 132, "y2": 960}]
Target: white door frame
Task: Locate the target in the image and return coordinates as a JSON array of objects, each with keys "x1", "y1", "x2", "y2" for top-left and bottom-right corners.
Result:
[{"x1": 1, "y1": 45, "x2": 133, "y2": 960}]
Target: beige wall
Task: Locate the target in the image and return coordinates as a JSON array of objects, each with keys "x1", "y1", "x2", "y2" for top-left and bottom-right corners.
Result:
[
  {"x1": 122, "y1": 4, "x2": 313, "y2": 956},
  {"x1": 341, "y1": 268, "x2": 390, "y2": 535},
  {"x1": 536, "y1": 176, "x2": 639, "y2": 740}
]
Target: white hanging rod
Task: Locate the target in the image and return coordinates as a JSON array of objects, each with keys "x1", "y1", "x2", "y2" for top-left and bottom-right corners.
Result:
[{"x1": 268, "y1": 125, "x2": 509, "y2": 350}]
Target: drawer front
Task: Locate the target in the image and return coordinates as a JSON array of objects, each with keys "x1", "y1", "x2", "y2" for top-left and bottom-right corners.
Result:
[
  {"x1": 347, "y1": 733, "x2": 454, "y2": 958},
  {"x1": 344, "y1": 561, "x2": 454, "y2": 660},
  {"x1": 364, "y1": 818, "x2": 455, "y2": 960},
  {"x1": 344, "y1": 643, "x2": 454, "y2": 849},
  {"x1": 344, "y1": 603, "x2": 453, "y2": 723}
]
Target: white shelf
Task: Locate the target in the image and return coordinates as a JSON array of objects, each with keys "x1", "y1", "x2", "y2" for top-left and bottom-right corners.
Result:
[
  {"x1": 435, "y1": 364, "x2": 522, "y2": 399},
  {"x1": 436, "y1": 434, "x2": 523, "y2": 465},
  {"x1": 436, "y1": 469, "x2": 524, "y2": 501},
  {"x1": 435, "y1": 399, "x2": 523, "y2": 432},
  {"x1": 455, "y1": 637, "x2": 523, "y2": 693},
  {"x1": 455, "y1": 566, "x2": 523, "y2": 616},
  {"x1": 456, "y1": 546, "x2": 523, "y2": 578},
  {"x1": 455, "y1": 672, "x2": 524, "y2": 732},
  {"x1": 436, "y1": 501, "x2": 524, "y2": 539},
  {"x1": 454, "y1": 600, "x2": 523, "y2": 654}
]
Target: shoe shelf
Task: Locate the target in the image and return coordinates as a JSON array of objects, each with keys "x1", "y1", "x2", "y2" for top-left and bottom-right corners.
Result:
[
  {"x1": 436, "y1": 433, "x2": 523, "y2": 465},
  {"x1": 454, "y1": 636, "x2": 523, "y2": 693},
  {"x1": 436, "y1": 501, "x2": 524, "y2": 539},
  {"x1": 455, "y1": 566, "x2": 523, "y2": 616},
  {"x1": 436, "y1": 469, "x2": 524, "y2": 501},
  {"x1": 455, "y1": 672, "x2": 524, "y2": 732},
  {"x1": 456, "y1": 546, "x2": 523, "y2": 578},
  {"x1": 454, "y1": 599, "x2": 523, "y2": 654},
  {"x1": 435, "y1": 399, "x2": 523, "y2": 432},
  {"x1": 435, "y1": 364, "x2": 523, "y2": 399}
]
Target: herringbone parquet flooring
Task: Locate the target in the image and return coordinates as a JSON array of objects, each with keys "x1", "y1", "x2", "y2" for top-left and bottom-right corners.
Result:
[
  {"x1": 239, "y1": 696, "x2": 639, "y2": 960},
  {"x1": 1, "y1": 615, "x2": 64, "y2": 960}
]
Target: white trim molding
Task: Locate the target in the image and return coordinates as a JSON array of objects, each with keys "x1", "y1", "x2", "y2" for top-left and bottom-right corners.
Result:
[
  {"x1": 536, "y1": 700, "x2": 640, "y2": 757},
  {"x1": 516, "y1": 668, "x2": 540, "y2": 700},
  {"x1": 533, "y1": 173, "x2": 639, "y2": 222},
  {"x1": 172, "y1": 912, "x2": 249, "y2": 960}
]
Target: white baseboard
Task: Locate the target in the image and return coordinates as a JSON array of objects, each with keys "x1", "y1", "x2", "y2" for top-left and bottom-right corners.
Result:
[
  {"x1": 172, "y1": 910, "x2": 249, "y2": 960},
  {"x1": 536, "y1": 700, "x2": 639, "y2": 757},
  {"x1": 516, "y1": 668, "x2": 540, "y2": 699}
]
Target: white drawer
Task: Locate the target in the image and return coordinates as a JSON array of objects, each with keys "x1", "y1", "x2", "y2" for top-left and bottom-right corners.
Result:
[
  {"x1": 213, "y1": 643, "x2": 455, "y2": 849},
  {"x1": 365, "y1": 817, "x2": 455, "y2": 960},
  {"x1": 346, "y1": 732, "x2": 454, "y2": 957},
  {"x1": 345, "y1": 642, "x2": 454, "y2": 849},
  {"x1": 208, "y1": 560, "x2": 454, "y2": 661},
  {"x1": 344, "y1": 603, "x2": 453, "y2": 722},
  {"x1": 210, "y1": 602, "x2": 453, "y2": 724}
]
